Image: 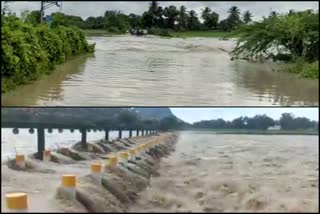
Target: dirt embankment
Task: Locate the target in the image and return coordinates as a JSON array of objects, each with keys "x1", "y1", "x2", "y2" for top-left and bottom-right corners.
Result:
[{"x1": 1, "y1": 132, "x2": 177, "y2": 212}]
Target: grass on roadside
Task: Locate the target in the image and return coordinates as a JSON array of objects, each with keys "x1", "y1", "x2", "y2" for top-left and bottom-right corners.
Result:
[
  {"x1": 83, "y1": 29, "x2": 125, "y2": 36},
  {"x1": 169, "y1": 31, "x2": 233, "y2": 38}
]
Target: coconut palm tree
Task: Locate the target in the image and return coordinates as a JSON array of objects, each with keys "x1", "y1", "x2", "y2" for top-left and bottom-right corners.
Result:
[
  {"x1": 227, "y1": 6, "x2": 241, "y2": 29},
  {"x1": 201, "y1": 6, "x2": 212, "y2": 20},
  {"x1": 242, "y1": 10, "x2": 253, "y2": 24},
  {"x1": 163, "y1": 5, "x2": 179, "y2": 29},
  {"x1": 188, "y1": 10, "x2": 200, "y2": 30},
  {"x1": 178, "y1": 5, "x2": 188, "y2": 30}
]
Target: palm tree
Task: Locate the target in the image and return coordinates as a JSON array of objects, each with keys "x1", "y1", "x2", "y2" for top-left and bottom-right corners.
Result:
[
  {"x1": 188, "y1": 10, "x2": 199, "y2": 30},
  {"x1": 163, "y1": 5, "x2": 179, "y2": 29},
  {"x1": 201, "y1": 6, "x2": 212, "y2": 20},
  {"x1": 242, "y1": 10, "x2": 252, "y2": 24},
  {"x1": 269, "y1": 11, "x2": 278, "y2": 18},
  {"x1": 149, "y1": 1, "x2": 159, "y2": 14},
  {"x1": 178, "y1": 5, "x2": 188, "y2": 30},
  {"x1": 227, "y1": 6, "x2": 241, "y2": 29},
  {"x1": 148, "y1": 1, "x2": 160, "y2": 26}
]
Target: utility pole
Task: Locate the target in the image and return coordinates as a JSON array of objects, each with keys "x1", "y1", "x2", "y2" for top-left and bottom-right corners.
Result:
[
  {"x1": 40, "y1": 1, "x2": 45, "y2": 24},
  {"x1": 40, "y1": 1, "x2": 62, "y2": 24}
]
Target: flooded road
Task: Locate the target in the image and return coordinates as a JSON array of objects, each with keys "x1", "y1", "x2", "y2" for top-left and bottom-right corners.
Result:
[
  {"x1": 2, "y1": 35, "x2": 318, "y2": 106},
  {"x1": 129, "y1": 132, "x2": 319, "y2": 212}
]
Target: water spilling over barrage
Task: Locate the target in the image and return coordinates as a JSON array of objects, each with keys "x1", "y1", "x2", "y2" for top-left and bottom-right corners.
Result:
[
  {"x1": 1, "y1": 35, "x2": 318, "y2": 106},
  {"x1": 129, "y1": 132, "x2": 319, "y2": 212}
]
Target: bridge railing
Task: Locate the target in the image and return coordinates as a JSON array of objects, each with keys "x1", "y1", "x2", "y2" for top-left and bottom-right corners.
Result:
[{"x1": 1, "y1": 121, "x2": 158, "y2": 160}]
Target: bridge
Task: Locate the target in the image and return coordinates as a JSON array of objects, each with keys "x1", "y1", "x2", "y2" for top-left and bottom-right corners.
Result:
[{"x1": 1, "y1": 121, "x2": 158, "y2": 160}]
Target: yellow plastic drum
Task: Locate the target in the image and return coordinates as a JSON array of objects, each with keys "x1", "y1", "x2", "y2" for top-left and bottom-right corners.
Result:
[
  {"x1": 61, "y1": 174, "x2": 76, "y2": 188},
  {"x1": 90, "y1": 163, "x2": 102, "y2": 173},
  {"x1": 108, "y1": 156, "x2": 118, "y2": 167},
  {"x1": 6, "y1": 192, "x2": 28, "y2": 210}
]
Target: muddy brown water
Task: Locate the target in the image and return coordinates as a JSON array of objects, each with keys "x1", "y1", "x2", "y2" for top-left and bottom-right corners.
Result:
[
  {"x1": 1, "y1": 35, "x2": 318, "y2": 106},
  {"x1": 128, "y1": 131, "x2": 319, "y2": 212}
]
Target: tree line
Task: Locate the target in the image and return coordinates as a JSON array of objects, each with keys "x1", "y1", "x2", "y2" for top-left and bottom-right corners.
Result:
[
  {"x1": 161, "y1": 113, "x2": 318, "y2": 131},
  {"x1": 12, "y1": 1, "x2": 255, "y2": 33},
  {"x1": 2, "y1": 108, "x2": 318, "y2": 132}
]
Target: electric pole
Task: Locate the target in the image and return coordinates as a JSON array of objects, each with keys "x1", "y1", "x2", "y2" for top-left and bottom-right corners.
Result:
[{"x1": 39, "y1": 1, "x2": 62, "y2": 24}]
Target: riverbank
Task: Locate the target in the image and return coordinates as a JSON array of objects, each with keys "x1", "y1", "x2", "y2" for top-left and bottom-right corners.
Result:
[
  {"x1": 183, "y1": 129, "x2": 319, "y2": 135},
  {"x1": 1, "y1": 132, "x2": 177, "y2": 212},
  {"x1": 1, "y1": 16, "x2": 95, "y2": 94}
]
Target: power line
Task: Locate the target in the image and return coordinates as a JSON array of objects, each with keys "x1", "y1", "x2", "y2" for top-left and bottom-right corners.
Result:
[{"x1": 40, "y1": 1, "x2": 62, "y2": 23}]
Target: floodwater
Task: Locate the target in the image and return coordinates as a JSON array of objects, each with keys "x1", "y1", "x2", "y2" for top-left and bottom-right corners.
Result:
[
  {"x1": 1, "y1": 35, "x2": 318, "y2": 106},
  {"x1": 1, "y1": 128, "x2": 134, "y2": 161},
  {"x1": 129, "y1": 132, "x2": 319, "y2": 212}
]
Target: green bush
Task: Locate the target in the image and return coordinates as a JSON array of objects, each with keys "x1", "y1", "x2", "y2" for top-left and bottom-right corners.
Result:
[
  {"x1": 285, "y1": 59, "x2": 319, "y2": 79},
  {"x1": 300, "y1": 61, "x2": 319, "y2": 79},
  {"x1": 1, "y1": 16, "x2": 95, "y2": 93}
]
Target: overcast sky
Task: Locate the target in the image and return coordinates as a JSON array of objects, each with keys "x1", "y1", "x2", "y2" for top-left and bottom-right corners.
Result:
[
  {"x1": 170, "y1": 108, "x2": 319, "y2": 123},
  {"x1": 6, "y1": 1, "x2": 319, "y2": 21}
]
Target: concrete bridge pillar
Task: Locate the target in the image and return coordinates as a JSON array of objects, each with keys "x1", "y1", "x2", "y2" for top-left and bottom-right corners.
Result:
[
  {"x1": 37, "y1": 128, "x2": 45, "y2": 160},
  {"x1": 129, "y1": 130, "x2": 132, "y2": 138},
  {"x1": 105, "y1": 129, "x2": 109, "y2": 141},
  {"x1": 80, "y1": 128, "x2": 87, "y2": 148},
  {"x1": 118, "y1": 130, "x2": 122, "y2": 139}
]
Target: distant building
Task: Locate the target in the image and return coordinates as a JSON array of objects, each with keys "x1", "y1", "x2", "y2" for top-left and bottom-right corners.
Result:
[{"x1": 267, "y1": 125, "x2": 281, "y2": 130}]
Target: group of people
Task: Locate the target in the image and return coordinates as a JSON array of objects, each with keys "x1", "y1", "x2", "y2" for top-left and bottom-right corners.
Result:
[{"x1": 129, "y1": 29, "x2": 148, "y2": 36}]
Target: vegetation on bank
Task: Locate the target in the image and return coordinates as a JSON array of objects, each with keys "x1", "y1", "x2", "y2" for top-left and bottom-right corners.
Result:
[
  {"x1": 184, "y1": 129, "x2": 319, "y2": 135},
  {"x1": 168, "y1": 30, "x2": 232, "y2": 38},
  {"x1": 1, "y1": 14, "x2": 95, "y2": 93},
  {"x1": 161, "y1": 113, "x2": 318, "y2": 132},
  {"x1": 230, "y1": 10, "x2": 319, "y2": 79},
  {"x1": 83, "y1": 29, "x2": 122, "y2": 36},
  {"x1": 5, "y1": 1, "x2": 251, "y2": 36}
]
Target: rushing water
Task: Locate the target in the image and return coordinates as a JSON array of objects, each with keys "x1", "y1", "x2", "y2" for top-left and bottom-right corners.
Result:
[
  {"x1": 1, "y1": 35, "x2": 318, "y2": 106},
  {"x1": 129, "y1": 131, "x2": 319, "y2": 212},
  {"x1": 1, "y1": 128, "x2": 134, "y2": 161}
]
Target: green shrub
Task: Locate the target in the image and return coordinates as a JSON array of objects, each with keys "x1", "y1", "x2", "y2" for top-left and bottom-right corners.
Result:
[
  {"x1": 300, "y1": 61, "x2": 319, "y2": 79},
  {"x1": 1, "y1": 16, "x2": 95, "y2": 93},
  {"x1": 285, "y1": 58, "x2": 319, "y2": 79}
]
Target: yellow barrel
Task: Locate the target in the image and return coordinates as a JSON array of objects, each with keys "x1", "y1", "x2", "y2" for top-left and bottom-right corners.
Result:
[
  {"x1": 108, "y1": 156, "x2": 118, "y2": 167},
  {"x1": 90, "y1": 163, "x2": 102, "y2": 173},
  {"x1": 61, "y1": 174, "x2": 76, "y2": 188},
  {"x1": 129, "y1": 148, "x2": 136, "y2": 156},
  {"x1": 139, "y1": 145, "x2": 145, "y2": 152},
  {"x1": 15, "y1": 155, "x2": 25, "y2": 164},
  {"x1": 120, "y1": 151, "x2": 129, "y2": 160},
  {"x1": 142, "y1": 144, "x2": 147, "y2": 150},
  {"x1": 6, "y1": 192, "x2": 28, "y2": 210}
]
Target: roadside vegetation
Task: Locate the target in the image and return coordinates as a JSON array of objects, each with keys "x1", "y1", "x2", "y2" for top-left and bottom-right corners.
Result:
[
  {"x1": 230, "y1": 10, "x2": 319, "y2": 79},
  {"x1": 1, "y1": 4, "x2": 95, "y2": 93}
]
